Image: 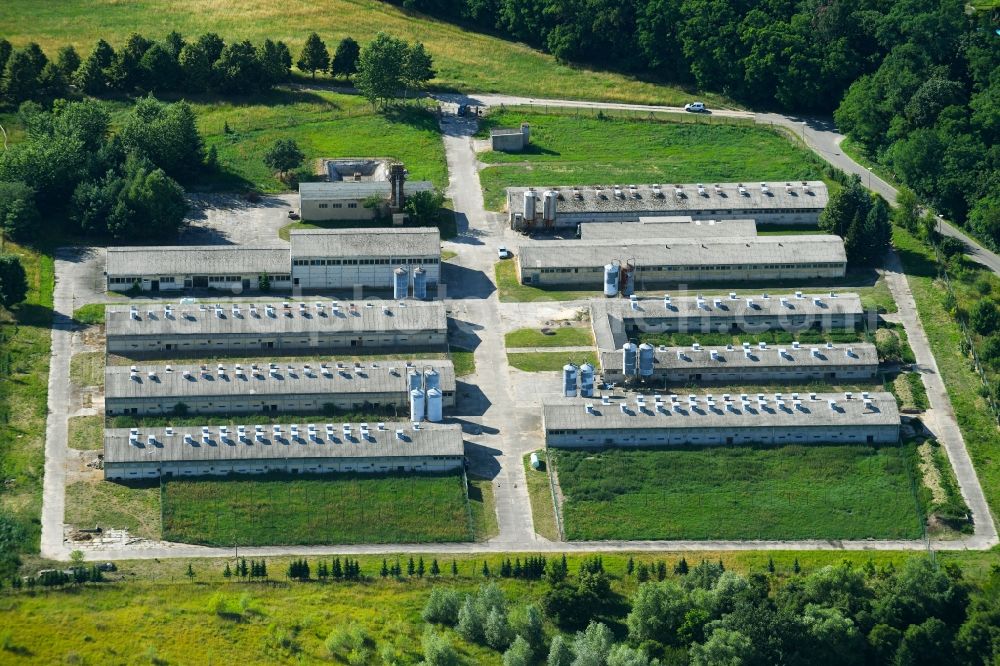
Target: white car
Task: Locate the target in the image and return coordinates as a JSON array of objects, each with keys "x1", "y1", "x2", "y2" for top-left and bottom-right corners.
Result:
[
  {"x1": 498, "y1": 246, "x2": 511, "y2": 259},
  {"x1": 684, "y1": 102, "x2": 707, "y2": 113}
]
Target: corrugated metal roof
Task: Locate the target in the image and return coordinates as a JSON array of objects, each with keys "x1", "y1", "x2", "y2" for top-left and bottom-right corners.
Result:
[
  {"x1": 600, "y1": 342, "x2": 878, "y2": 372},
  {"x1": 106, "y1": 300, "x2": 447, "y2": 339},
  {"x1": 517, "y1": 236, "x2": 846, "y2": 269},
  {"x1": 298, "y1": 181, "x2": 433, "y2": 201},
  {"x1": 107, "y1": 246, "x2": 289, "y2": 278},
  {"x1": 543, "y1": 391, "x2": 900, "y2": 430},
  {"x1": 508, "y1": 181, "x2": 829, "y2": 214},
  {"x1": 580, "y1": 218, "x2": 758, "y2": 240},
  {"x1": 289, "y1": 227, "x2": 441, "y2": 258},
  {"x1": 105, "y1": 422, "x2": 464, "y2": 463},
  {"x1": 106, "y1": 359, "x2": 455, "y2": 400}
]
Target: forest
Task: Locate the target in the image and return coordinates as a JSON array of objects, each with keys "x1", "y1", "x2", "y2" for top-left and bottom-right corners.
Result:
[{"x1": 388, "y1": 0, "x2": 999, "y2": 247}]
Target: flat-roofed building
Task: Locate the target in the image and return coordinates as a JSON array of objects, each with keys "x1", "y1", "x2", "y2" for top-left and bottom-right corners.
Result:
[
  {"x1": 599, "y1": 341, "x2": 878, "y2": 384},
  {"x1": 104, "y1": 421, "x2": 464, "y2": 479},
  {"x1": 591, "y1": 292, "x2": 865, "y2": 351},
  {"x1": 105, "y1": 359, "x2": 456, "y2": 416},
  {"x1": 516, "y1": 236, "x2": 846, "y2": 287},
  {"x1": 543, "y1": 391, "x2": 900, "y2": 448},
  {"x1": 106, "y1": 300, "x2": 448, "y2": 357},
  {"x1": 578, "y1": 217, "x2": 758, "y2": 240},
  {"x1": 106, "y1": 246, "x2": 291, "y2": 293},
  {"x1": 299, "y1": 180, "x2": 434, "y2": 221},
  {"x1": 290, "y1": 228, "x2": 441, "y2": 291},
  {"x1": 507, "y1": 181, "x2": 828, "y2": 229}
]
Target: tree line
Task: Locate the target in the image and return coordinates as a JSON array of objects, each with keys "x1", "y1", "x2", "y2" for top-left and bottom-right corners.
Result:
[
  {"x1": 388, "y1": 0, "x2": 996, "y2": 248},
  {"x1": 416, "y1": 555, "x2": 999, "y2": 666}
]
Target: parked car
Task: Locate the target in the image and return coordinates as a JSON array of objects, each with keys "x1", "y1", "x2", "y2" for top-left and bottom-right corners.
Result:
[
  {"x1": 684, "y1": 102, "x2": 707, "y2": 113},
  {"x1": 287, "y1": 210, "x2": 300, "y2": 220},
  {"x1": 498, "y1": 245, "x2": 511, "y2": 259}
]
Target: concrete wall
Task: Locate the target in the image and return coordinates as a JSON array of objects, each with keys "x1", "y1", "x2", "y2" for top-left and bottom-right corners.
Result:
[
  {"x1": 105, "y1": 455, "x2": 464, "y2": 479},
  {"x1": 107, "y1": 331, "x2": 447, "y2": 357},
  {"x1": 105, "y1": 390, "x2": 456, "y2": 416},
  {"x1": 545, "y1": 424, "x2": 900, "y2": 448},
  {"x1": 491, "y1": 133, "x2": 528, "y2": 152},
  {"x1": 519, "y1": 264, "x2": 845, "y2": 287},
  {"x1": 108, "y1": 274, "x2": 292, "y2": 294},
  {"x1": 291, "y1": 260, "x2": 440, "y2": 290},
  {"x1": 301, "y1": 198, "x2": 378, "y2": 222},
  {"x1": 601, "y1": 364, "x2": 878, "y2": 385}
]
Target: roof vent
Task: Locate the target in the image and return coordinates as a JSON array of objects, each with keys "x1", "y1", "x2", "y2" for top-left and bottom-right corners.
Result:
[{"x1": 697, "y1": 183, "x2": 707, "y2": 197}]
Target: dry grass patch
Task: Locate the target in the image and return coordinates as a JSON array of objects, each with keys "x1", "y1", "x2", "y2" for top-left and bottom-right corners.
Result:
[
  {"x1": 64, "y1": 478, "x2": 161, "y2": 539},
  {"x1": 68, "y1": 415, "x2": 103, "y2": 450},
  {"x1": 70, "y1": 351, "x2": 104, "y2": 388}
]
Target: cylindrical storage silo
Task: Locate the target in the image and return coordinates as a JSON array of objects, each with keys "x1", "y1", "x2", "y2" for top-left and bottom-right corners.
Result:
[
  {"x1": 393, "y1": 267, "x2": 408, "y2": 299},
  {"x1": 621, "y1": 264, "x2": 636, "y2": 297},
  {"x1": 580, "y1": 363, "x2": 595, "y2": 397},
  {"x1": 542, "y1": 190, "x2": 558, "y2": 225},
  {"x1": 408, "y1": 370, "x2": 423, "y2": 391},
  {"x1": 623, "y1": 342, "x2": 638, "y2": 377},
  {"x1": 426, "y1": 387, "x2": 443, "y2": 422},
  {"x1": 424, "y1": 367, "x2": 440, "y2": 392},
  {"x1": 562, "y1": 363, "x2": 578, "y2": 397},
  {"x1": 523, "y1": 190, "x2": 537, "y2": 223},
  {"x1": 410, "y1": 388, "x2": 425, "y2": 422},
  {"x1": 638, "y1": 343, "x2": 655, "y2": 378},
  {"x1": 412, "y1": 267, "x2": 427, "y2": 300},
  {"x1": 603, "y1": 263, "x2": 620, "y2": 297}
]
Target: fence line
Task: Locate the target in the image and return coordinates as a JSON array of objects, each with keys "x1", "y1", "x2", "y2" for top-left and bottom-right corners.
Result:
[
  {"x1": 461, "y1": 468, "x2": 477, "y2": 542},
  {"x1": 546, "y1": 451, "x2": 566, "y2": 541}
]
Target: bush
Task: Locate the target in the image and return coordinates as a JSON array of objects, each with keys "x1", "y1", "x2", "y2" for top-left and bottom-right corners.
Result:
[
  {"x1": 423, "y1": 587, "x2": 463, "y2": 625},
  {"x1": 970, "y1": 300, "x2": 999, "y2": 335}
]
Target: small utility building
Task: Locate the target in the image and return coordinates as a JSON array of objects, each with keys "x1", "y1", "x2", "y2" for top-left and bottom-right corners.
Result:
[
  {"x1": 104, "y1": 421, "x2": 465, "y2": 479},
  {"x1": 105, "y1": 359, "x2": 456, "y2": 416},
  {"x1": 543, "y1": 391, "x2": 900, "y2": 448},
  {"x1": 299, "y1": 181, "x2": 434, "y2": 221},
  {"x1": 105, "y1": 300, "x2": 448, "y2": 357}
]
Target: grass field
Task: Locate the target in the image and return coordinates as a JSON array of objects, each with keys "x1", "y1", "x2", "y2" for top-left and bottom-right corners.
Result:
[
  {"x1": 450, "y1": 348, "x2": 476, "y2": 377},
  {"x1": 523, "y1": 451, "x2": 560, "y2": 540},
  {"x1": 0, "y1": 240, "x2": 54, "y2": 572},
  {"x1": 65, "y1": 479, "x2": 161, "y2": 540},
  {"x1": 552, "y1": 445, "x2": 925, "y2": 541},
  {"x1": 68, "y1": 415, "x2": 103, "y2": 450},
  {"x1": 0, "y1": 0, "x2": 731, "y2": 107},
  {"x1": 507, "y1": 351, "x2": 599, "y2": 372},
  {"x1": 505, "y1": 327, "x2": 593, "y2": 348},
  {"x1": 467, "y1": 477, "x2": 499, "y2": 541},
  {"x1": 71, "y1": 303, "x2": 106, "y2": 326},
  {"x1": 477, "y1": 111, "x2": 826, "y2": 210},
  {"x1": 69, "y1": 351, "x2": 104, "y2": 388},
  {"x1": 162, "y1": 472, "x2": 475, "y2": 545}
]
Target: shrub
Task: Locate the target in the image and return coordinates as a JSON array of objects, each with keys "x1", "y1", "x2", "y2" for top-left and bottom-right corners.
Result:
[{"x1": 423, "y1": 587, "x2": 463, "y2": 625}]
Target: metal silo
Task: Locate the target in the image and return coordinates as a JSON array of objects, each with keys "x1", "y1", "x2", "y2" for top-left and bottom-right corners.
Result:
[
  {"x1": 638, "y1": 343, "x2": 655, "y2": 378},
  {"x1": 523, "y1": 189, "x2": 537, "y2": 224},
  {"x1": 623, "y1": 342, "x2": 638, "y2": 377},
  {"x1": 410, "y1": 388, "x2": 426, "y2": 422},
  {"x1": 542, "y1": 190, "x2": 558, "y2": 226},
  {"x1": 408, "y1": 370, "x2": 423, "y2": 392},
  {"x1": 562, "y1": 363, "x2": 578, "y2": 397},
  {"x1": 393, "y1": 267, "x2": 408, "y2": 300},
  {"x1": 621, "y1": 260, "x2": 636, "y2": 297},
  {"x1": 426, "y1": 388, "x2": 443, "y2": 422},
  {"x1": 412, "y1": 267, "x2": 427, "y2": 300},
  {"x1": 424, "y1": 367, "x2": 440, "y2": 391},
  {"x1": 603, "y1": 262, "x2": 620, "y2": 297},
  {"x1": 580, "y1": 363, "x2": 595, "y2": 397}
]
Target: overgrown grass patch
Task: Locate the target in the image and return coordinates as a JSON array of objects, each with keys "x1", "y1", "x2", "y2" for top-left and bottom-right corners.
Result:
[
  {"x1": 65, "y1": 479, "x2": 161, "y2": 539},
  {"x1": 450, "y1": 348, "x2": 476, "y2": 377},
  {"x1": 0, "y1": 240, "x2": 54, "y2": 574},
  {"x1": 467, "y1": 476, "x2": 498, "y2": 541},
  {"x1": 68, "y1": 415, "x2": 103, "y2": 450},
  {"x1": 637, "y1": 328, "x2": 868, "y2": 348},
  {"x1": 524, "y1": 451, "x2": 560, "y2": 541},
  {"x1": 162, "y1": 472, "x2": 473, "y2": 545},
  {"x1": 478, "y1": 112, "x2": 826, "y2": 210},
  {"x1": 553, "y1": 445, "x2": 924, "y2": 540},
  {"x1": 69, "y1": 351, "x2": 104, "y2": 388},
  {"x1": 72, "y1": 303, "x2": 106, "y2": 325},
  {"x1": 505, "y1": 327, "x2": 593, "y2": 348},
  {"x1": 507, "y1": 351, "x2": 598, "y2": 372}
]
